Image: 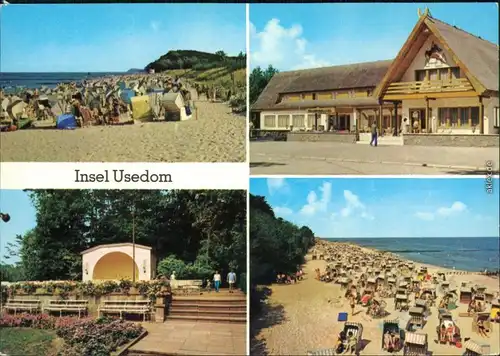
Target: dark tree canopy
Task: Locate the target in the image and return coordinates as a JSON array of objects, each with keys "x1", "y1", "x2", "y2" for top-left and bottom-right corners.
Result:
[
  {"x1": 250, "y1": 194, "x2": 315, "y2": 285},
  {"x1": 249, "y1": 65, "x2": 279, "y2": 105},
  {"x1": 4, "y1": 190, "x2": 246, "y2": 283},
  {"x1": 145, "y1": 50, "x2": 246, "y2": 72}
]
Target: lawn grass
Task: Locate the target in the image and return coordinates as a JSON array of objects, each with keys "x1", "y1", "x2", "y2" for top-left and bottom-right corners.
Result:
[{"x1": 0, "y1": 328, "x2": 63, "y2": 356}]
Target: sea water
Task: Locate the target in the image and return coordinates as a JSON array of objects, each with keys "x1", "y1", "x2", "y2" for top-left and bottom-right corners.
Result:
[
  {"x1": 0, "y1": 72, "x2": 126, "y2": 90},
  {"x1": 324, "y1": 237, "x2": 499, "y2": 272}
]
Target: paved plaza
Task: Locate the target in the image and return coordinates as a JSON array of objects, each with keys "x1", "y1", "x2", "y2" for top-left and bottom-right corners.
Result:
[
  {"x1": 130, "y1": 320, "x2": 246, "y2": 355},
  {"x1": 250, "y1": 141, "x2": 499, "y2": 175}
]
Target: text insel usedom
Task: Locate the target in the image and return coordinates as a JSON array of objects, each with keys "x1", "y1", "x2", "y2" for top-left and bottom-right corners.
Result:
[{"x1": 74, "y1": 169, "x2": 172, "y2": 183}]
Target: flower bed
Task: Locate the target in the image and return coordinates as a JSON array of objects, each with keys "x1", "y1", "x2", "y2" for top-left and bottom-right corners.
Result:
[
  {"x1": 0, "y1": 312, "x2": 144, "y2": 356},
  {"x1": 1, "y1": 279, "x2": 170, "y2": 302}
]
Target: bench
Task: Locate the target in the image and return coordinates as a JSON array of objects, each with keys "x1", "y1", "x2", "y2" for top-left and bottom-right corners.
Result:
[
  {"x1": 44, "y1": 300, "x2": 88, "y2": 318},
  {"x1": 3, "y1": 299, "x2": 41, "y2": 315},
  {"x1": 98, "y1": 300, "x2": 151, "y2": 321}
]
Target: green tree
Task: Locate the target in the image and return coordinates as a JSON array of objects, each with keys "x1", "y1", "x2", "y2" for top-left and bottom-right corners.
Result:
[{"x1": 249, "y1": 65, "x2": 279, "y2": 105}]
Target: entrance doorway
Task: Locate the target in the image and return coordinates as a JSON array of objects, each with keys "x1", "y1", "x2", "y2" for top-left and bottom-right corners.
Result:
[
  {"x1": 410, "y1": 109, "x2": 426, "y2": 133},
  {"x1": 330, "y1": 114, "x2": 351, "y2": 131}
]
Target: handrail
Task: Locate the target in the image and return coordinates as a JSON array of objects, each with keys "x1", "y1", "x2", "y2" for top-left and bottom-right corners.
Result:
[{"x1": 384, "y1": 78, "x2": 473, "y2": 95}]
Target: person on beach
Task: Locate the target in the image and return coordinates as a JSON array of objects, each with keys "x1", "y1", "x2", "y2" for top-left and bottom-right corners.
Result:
[
  {"x1": 346, "y1": 331, "x2": 357, "y2": 354},
  {"x1": 349, "y1": 292, "x2": 356, "y2": 316},
  {"x1": 213, "y1": 271, "x2": 221, "y2": 292},
  {"x1": 384, "y1": 331, "x2": 393, "y2": 351},
  {"x1": 335, "y1": 331, "x2": 346, "y2": 354},
  {"x1": 227, "y1": 270, "x2": 236, "y2": 293}
]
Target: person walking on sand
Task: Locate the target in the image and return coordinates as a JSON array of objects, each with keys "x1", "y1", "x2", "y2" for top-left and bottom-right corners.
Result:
[
  {"x1": 370, "y1": 121, "x2": 378, "y2": 147},
  {"x1": 213, "y1": 271, "x2": 221, "y2": 293},
  {"x1": 349, "y1": 291, "x2": 356, "y2": 316},
  {"x1": 227, "y1": 270, "x2": 237, "y2": 293}
]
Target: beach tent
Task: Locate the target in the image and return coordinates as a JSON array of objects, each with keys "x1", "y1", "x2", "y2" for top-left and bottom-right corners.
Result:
[
  {"x1": 56, "y1": 114, "x2": 77, "y2": 129},
  {"x1": 460, "y1": 287, "x2": 473, "y2": 304},
  {"x1": 161, "y1": 92, "x2": 191, "y2": 121},
  {"x1": 131, "y1": 95, "x2": 152, "y2": 121}
]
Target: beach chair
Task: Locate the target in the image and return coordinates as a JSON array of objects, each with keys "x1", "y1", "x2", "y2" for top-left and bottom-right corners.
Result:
[
  {"x1": 463, "y1": 340, "x2": 490, "y2": 356},
  {"x1": 403, "y1": 332, "x2": 427, "y2": 356},
  {"x1": 343, "y1": 322, "x2": 363, "y2": 354},
  {"x1": 382, "y1": 319, "x2": 403, "y2": 353},
  {"x1": 407, "y1": 307, "x2": 425, "y2": 331}
]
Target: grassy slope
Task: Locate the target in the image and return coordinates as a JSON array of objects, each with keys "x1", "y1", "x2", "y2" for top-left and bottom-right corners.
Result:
[
  {"x1": 166, "y1": 67, "x2": 246, "y2": 88},
  {"x1": 0, "y1": 328, "x2": 63, "y2": 356}
]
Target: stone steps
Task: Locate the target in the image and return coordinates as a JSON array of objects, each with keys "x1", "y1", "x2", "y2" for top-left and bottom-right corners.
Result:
[{"x1": 168, "y1": 294, "x2": 247, "y2": 323}]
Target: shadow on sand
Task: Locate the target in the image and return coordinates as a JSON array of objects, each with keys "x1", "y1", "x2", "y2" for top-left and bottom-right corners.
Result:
[
  {"x1": 250, "y1": 287, "x2": 287, "y2": 356},
  {"x1": 250, "y1": 162, "x2": 286, "y2": 168},
  {"x1": 445, "y1": 169, "x2": 499, "y2": 175}
]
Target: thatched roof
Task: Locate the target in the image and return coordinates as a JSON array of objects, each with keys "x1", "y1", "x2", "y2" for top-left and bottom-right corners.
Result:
[
  {"x1": 427, "y1": 17, "x2": 499, "y2": 92},
  {"x1": 252, "y1": 60, "x2": 391, "y2": 111}
]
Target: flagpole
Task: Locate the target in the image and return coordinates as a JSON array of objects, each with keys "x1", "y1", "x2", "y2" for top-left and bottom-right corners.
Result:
[{"x1": 132, "y1": 208, "x2": 136, "y2": 283}]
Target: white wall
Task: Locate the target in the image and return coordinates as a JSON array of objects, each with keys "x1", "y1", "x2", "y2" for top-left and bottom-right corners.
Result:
[{"x1": 82, "y1": 245, "x2": 152, "y2": 282}]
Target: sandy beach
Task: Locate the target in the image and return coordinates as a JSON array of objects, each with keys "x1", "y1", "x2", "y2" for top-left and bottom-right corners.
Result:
[
  {"x1": 251, "y1": 240, "x2": 500, "y2": 356},
  {"x1": 0, "y1": 99, "x2": 245, "y2": 162}
]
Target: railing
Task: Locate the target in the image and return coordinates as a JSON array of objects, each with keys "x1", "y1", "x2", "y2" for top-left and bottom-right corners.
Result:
[{"x1": 384, "y1": 78, "x2": 474, "y2": 96}]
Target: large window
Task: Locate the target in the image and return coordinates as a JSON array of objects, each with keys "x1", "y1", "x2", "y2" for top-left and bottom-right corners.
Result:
[
  {"x1": 307, "y1": 114, "x2": 315, "y2": 128},
  {"x1": 438, "y1": 107, "x2": 479, "y2": 128},
  {"x1": 277, "y1": 115, "x2": 290, "y2": 128},
  {"x1": 415, "y1": 67, "x2": 460, "y2": 81},
  {"x1": 264, "y1": 115, "x2": 276, "y2": 128},
  {"x1": 292, "y1": 114, "x2": 305, "y2": 128}
]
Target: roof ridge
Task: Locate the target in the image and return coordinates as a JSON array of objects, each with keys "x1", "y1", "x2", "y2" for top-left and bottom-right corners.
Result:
[
  {"x1": 278, "y1": 59, "x2": 394, "y2": 75},
  {"x1": 428, "y1": 16, "x2": 498, "y2": 47}
]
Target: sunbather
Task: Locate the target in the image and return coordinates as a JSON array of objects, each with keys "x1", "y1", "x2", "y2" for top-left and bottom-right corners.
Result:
[{"x1": 345, "y1": 331, "x2": 357, "y2": 354}]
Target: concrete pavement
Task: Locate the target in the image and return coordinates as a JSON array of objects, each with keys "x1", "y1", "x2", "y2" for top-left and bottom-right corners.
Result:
[{"x1": 250, "y1": 141, "x2": 499, "y2": 175}]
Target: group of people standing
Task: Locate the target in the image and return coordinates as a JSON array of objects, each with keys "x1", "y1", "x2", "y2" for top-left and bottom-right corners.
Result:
[{"x1": 168, "y1": 269, "x2": 238, "y2": 293}]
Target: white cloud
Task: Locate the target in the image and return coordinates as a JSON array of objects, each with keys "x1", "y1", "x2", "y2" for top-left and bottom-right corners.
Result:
[
  {"x1": 437, "y1": 201, "x2": 467, "y2": 216},
  {"x1": 250, "y1": 18, "x2": 330, "y2": 70},
  {"x1": 415, "y1": 201, "x2": 467, "y2": 221},
  {"x1": 267, "y1": 178, "x2": 288, "y2": 195},
  {"x1": 339, "y1": 190, "x2": 373, "y2": 220},
  {"x1": 274, "y1": 206, "x2": 293, "y2": 216},
  {"x1": 150, "y1": 21, "x2": 161, "y2": 32},
  {"x1": 300, "y1": 182, "x2": 332, "y2": 216}
]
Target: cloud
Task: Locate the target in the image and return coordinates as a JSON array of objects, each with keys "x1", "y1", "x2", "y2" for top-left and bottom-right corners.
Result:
[
  {"x1": 415, "y1": 201, "x2": 467, "y2": 221},
  {"x1": 250, "y1": 18, "x2": 330, "y2": 70},
  {"x1": 150, "y1": 21, "x2": 161, "y2": 32},
  {"x1": 437, "y1": 201, "x2": 467, "y2": 216},
  {"x1": 339, "y1": 190, "x2": 373, "y2": 220},
  {"x1": 300, "y1": 182, "x2": 332, "y2": 215},
  {"x1": 267, "y1": 178, "x2": 288, "y2": 195},
  {"x1": 274, "y1": 206, "x2": 293, "y2": 216}
]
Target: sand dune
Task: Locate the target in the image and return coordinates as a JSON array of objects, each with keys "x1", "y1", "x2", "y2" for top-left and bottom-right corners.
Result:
[{"x1": 0, "y1": 100, "x2": 246, "y2": 163}]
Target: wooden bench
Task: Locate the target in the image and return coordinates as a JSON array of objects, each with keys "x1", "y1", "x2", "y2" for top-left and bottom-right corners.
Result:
[
  {"x1": 3, "y1": 299, "x2": 41, "y2": 315},
  {"x1": 44, "y1": 300, "x2": 88, "y2": 318},
  {"x1": 98, "y1": 300, "x2": 151, "y2": 321}
]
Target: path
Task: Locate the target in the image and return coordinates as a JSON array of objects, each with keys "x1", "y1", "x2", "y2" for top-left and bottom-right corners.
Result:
[
  {"x1": 130, "y1": 320, "x2": 246, "y2": 355},
  {"x1": 250, "y1": 141, "x2": 499, "y2": 175}
]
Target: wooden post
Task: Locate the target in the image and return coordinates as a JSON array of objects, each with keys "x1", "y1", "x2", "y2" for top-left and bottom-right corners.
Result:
[
  {"x1": 393, "y1": 102, "x2": 398, "y2": 136},
  {"x1": 425, "y1": 97, "x2": 430, "y2": 133},
  {"x1": 479, "y1": 96, "x2": 484, "y2": 134},
  {"x1": 378, "y1": 104, "x2": 383, "y2": 134}
]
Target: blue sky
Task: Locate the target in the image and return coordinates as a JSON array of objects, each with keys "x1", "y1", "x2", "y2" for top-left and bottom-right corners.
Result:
[
  {"x1": 250, "y1": 3, "x2": 499, "y2": 70},
  {"x1": 250, "y1": 178, "x2": 500, "y2": 238},
  {"x1": 1, "y1": 4, "x2": 245, "y2": 72},
  {"x1": 0, "y1": 190, "x2": 36, "y2": 264}
]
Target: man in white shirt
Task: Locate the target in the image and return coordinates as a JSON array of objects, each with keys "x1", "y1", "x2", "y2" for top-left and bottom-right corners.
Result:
[
  {"x1": 227, "y1": 270, "x2": 237, "y2": 293},
  {"x1": 213, "y1": 271, "x2": 221, "y2": 292}
]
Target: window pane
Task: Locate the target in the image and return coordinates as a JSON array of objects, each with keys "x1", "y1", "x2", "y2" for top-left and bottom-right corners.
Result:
[
  {"x1": 307, "y1": 114, "x2": 315, "y2": 128},
  {"x1": 429, "y1": 69, "x2": 438, "y2": 81},
  {"x1": 450, "y1": 108, "x2": 458, "y2": 127},
  {"x1": 451, "y1": 68, "x2": 460, "y2": 79},
  {"x1": 277, "y1": 115, "x2": 290, "y2": 128},
  {"x1": 416, "y1": 70, "x2": 426, "y2": 81},
  {"x1": 292, "y1": 114, "x2": 305, "y2": 127},
  {"x1": 459, "y1": 108, "x2": 468, "y2": 127},
  {"x1": 438, "y1": 108, "x2": 446, "y2": 126},
  {"x1": 471, "y1": 107, "x2": 479, "y2": 126},
  {"x1": 264, "y1": 115, "x2": 275, "y2": 128}
]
